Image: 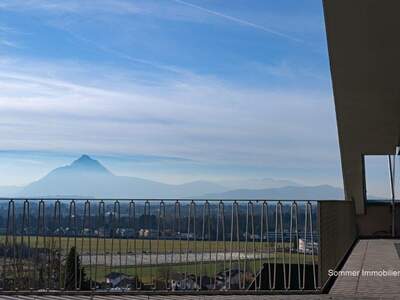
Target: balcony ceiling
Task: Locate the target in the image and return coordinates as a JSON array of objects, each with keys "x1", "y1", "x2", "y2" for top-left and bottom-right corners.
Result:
[{"x1": 323, "y1": 0, "x2": 400, "y2": 213}]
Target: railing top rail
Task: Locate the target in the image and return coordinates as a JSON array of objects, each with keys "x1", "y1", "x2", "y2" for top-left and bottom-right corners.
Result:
[{"x1": 0, "y1": 198, "x2": 341, "y2": 202}]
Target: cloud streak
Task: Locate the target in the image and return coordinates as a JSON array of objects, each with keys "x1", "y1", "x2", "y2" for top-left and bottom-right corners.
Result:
[
  {"x1": 0, "y1": 56, "x2": 338, "y2": 171},
  {"x1": 0, "y1": 0, "x2": 142, "y2": 15},
  {"x1": 170, "y1": 0, "x2": 302, "y2": 43},
  {"x1": 1, "y1": 0, "x2": 305, "y2": 43},
  {"x1": 61, "y1": 27, "x2": 186, "y2": 76},
  {"x1": 0, "y1": 40, "x2": 18, "y2": 48}
]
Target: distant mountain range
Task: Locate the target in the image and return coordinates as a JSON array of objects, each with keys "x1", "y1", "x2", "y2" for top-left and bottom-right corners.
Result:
[
  {"x1": 0, "y1": 155, "x2": 345, "y2": 199},
  {"x1": 204, "y1": 185, "x2": 344, "y2": 200},
  {"x1": 216, "y1": 178, "x2": 300, "y2": 190}
]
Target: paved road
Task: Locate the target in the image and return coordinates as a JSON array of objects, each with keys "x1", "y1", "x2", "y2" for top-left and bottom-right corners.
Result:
[{"x1": 81, "y1": 252, "x2": 263, "y2": 266}]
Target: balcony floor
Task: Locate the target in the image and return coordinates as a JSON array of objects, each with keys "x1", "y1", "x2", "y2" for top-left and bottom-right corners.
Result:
[{"x1": 330, "y1": 239, "x2": 400, "y2": 298}]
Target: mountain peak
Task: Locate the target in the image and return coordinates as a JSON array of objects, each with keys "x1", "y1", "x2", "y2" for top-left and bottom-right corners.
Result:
[
  {"x1": 75, "y1": 154, "x2": 94, "y2": 163},
  {"x1": 70, "y1": 155, "x2": 111, "y2": 174}
]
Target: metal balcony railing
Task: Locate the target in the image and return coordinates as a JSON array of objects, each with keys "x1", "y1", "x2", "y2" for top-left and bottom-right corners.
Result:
[{"x1": 0, "y1": 199, "x2": 325, "y2": 294}]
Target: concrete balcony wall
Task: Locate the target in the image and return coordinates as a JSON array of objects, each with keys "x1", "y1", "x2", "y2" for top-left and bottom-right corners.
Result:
[
  {"x1": 318, "y1": 201, "x2": 357, "y2": 289},
  {"x1": 357, "y1": 202, "x2": 392, "y2": 237}
]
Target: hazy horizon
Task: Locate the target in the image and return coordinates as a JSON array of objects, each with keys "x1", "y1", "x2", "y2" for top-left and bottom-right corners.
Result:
[
  {"x1": 0, "y1": 153, "x2": 324, "y2": 188},
  {"x1": 0, "y1": 154, "x2": 345, "y2": 200}
]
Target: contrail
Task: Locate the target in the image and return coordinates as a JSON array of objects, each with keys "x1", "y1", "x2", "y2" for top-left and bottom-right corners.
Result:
[
  {"x1": 28, "y1": 15, "x2": 188, "y2": 76},
  {"x1": 62, "y1": 26, "x2": 185, "y2": 75},
  {"x1": 171, "y1": 0, "x2": 302, "y2": 43}
]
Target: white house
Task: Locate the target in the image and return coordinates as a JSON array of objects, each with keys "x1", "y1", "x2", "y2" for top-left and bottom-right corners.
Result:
[
  {"x1": 170, "y1": 273, "x2": 200, "y2": 290},
  {"x1": 105, "y1": 272, "x2": 129, "y2": 288},
  {"x1": 298, "y1": 238, "x2": 318, "y2": 254}
]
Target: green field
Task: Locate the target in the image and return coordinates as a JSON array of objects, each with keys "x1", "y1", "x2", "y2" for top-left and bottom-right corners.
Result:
[
  {"x1": 86, "y1": 256, "x2": 316, "y2": 285},
  {"x1": 0, "y1": 235, "x2": 317, "y2": 286},
  {"x1": 80, "y1": 250, "x2": 316, "y2": 285},
  {"x1": 0, "y1": 235, "x2": 308, "y2": 254}
]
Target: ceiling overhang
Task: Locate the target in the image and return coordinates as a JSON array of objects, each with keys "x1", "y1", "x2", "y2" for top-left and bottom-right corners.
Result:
[{"x1": 323, "y1": 0, "x2": 400, "y2": 213}]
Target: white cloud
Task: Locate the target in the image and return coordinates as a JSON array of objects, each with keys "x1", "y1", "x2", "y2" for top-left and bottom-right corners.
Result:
[
  {"x1": 0, "y1": 56, "x2": 339, "y2": 171},
  {"x1": 0, "y1": 0, "x2": 198, "y2": 22},
  {"x1": 0, "y1": 0, "x2": 142, "y2": 15},
  {"x1": 0, "y1": 39, "x2": 18, "y2": 48}
]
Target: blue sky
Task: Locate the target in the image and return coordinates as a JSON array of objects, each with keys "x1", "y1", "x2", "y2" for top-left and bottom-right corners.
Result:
[{"x1": 0, "y1": 0, "x2": 349, "y2": 190}]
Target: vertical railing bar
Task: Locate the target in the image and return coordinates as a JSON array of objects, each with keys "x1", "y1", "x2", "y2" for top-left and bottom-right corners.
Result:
[
  {"x1": 125, "y1": 201, "x2": 133, "y2": 288},
  {"x1": 87, "y1": 200, "x2": 92, "y2": 291},
  {"x1": 46, "y1": 201, "x2": 54, "y2": 290},
  {"x1": 102, "y1": 201, "x2": 107, "y2": 290},
  {"x1": 221, "y1": 201, "x2": 226, "y2": 289},
  {"x1": 184, "y1": 202, "x2": 191, "y2": 286},
  {"x1": 139, "y1": 201, "x2": 145, "y2": 290},
  {"x1": 302, "y1": 201, "x2": 308, "y2": 290},
  {"x1": 265, "y1": 202, "x2": 271, "y2": 290},
  {"x1": 13, "y1": 200, "x2": 20, "y2": 291},
  {"x1": 177, "y1": 201, "x2": 182, "y2": 268},
  {"x1": 10, "y1": 200, "x2": 18, "y2": 291},
  {"x1": 294, "y1": 202, "x2": 301, "y2": 290},
  {"x1": 228, "y1": 201, "x2": 240, "y2": 290},
  {"x1": 273, "y1": 202, "x2": 278, "y2": 290},
  {"x1": 139, "y1": 200, "x2": 150, "y2": 289},
  {"x1": 2, "y1": 200, "x2": 11, "y2": 290},
  {"x1": 200, "y1": 200, "x2": 209, "y2": 290},
  {"x1": 80, "y1": 200, "x2": 91, "y2": 290},
  {"x1": 21, "y1": 200, "x2": 31, "y2": 291},
  {"x1": 147, "y1": 201, "x2": 152, "y2": 288},
  {"x1": 162, "y1": 201, "x2": 167, "y2": 290},
  {"x1": 34, "y1": 200, "x2": 45, "y2": 291},
  {"x1": 116, "y1": 201, "x2": 122, "y2": 276},
  {"x1": 9, "y1": 200, "x2": 16, "y2": 291},
  {"x1": 200, "y1": 201, "x2": 208, "y2": 286},
  {"x1": 308, "y1": 202, "x2": 317, "y2": 290},
  {"x1": 130, "y1": 201, "x2": 138, "y2": 290},
  {"x1": 228, "y1": 201, "x2": 234, "y2": 290},
  {"x1": 250, "y1": 201, "x2": 256, "y2": 291},
  {"x1": 79, "y1": 201, "x2": 86, "y2": 290},
  {"x1": 155, "y1": 200, "x2": 160, "y2": 289},
  {"x1": 193, "y1": 201, "x2": 197, "y2": 285},
  {"x1": 63, "y1": 200, "x2": 76, "y2": 291},
  {"x1": 213, "y1": 201, "x2": 220, "y2": 290},
  {"x1": 11, "y1": 200, "x2": 16, "y2": 291},
  {"x1": 279, "y1": 201, "x2": 286, "y2": 290},
  {"x1": 170, "y1": 201, "x2": 176, "y2": 270},
  {"x1": 27, "y1": 200, "x2": 32, "y2": 291},
  {"x1": 200, "y1": 201, "x2": 206, "y2": 290},
  {"x1": 94, "y1": 200, "x2": 104, "y2": 291},
  {"x1": 63, "y1": 201, "x2": 71, "y2": 290},
  {"x1": 109, "y1": 201, "x2": 115, "y2": 281},
  {"x1": 174, "y1": 200, "x2": 182, "y2": 290},
  {"x1": 258, "y1": 201, "x2": 264, "y2": 291},
  {"x1": 288, "y1": 202, "x2": 294, "y2": 290},
  {"x1": 55, "y1": 200, "x2": 62, "y2": 291},
  {"x1": 72, "y1": 200, "x2": 77, "y2": 291},
  {"x1": 288, "y1": 202, "x2": 293, "y2": 290},
  {"x1": 50, "y1": 200, "x2": 60, "y2": 290},
  {"x1": 207, "y1": 200, "x2": 212, "y2": 290},
  {"x1": 155, "y1": 200, "x2": 165, "y2": 289},
  {"x1": 42, "y1": 200, "x2": 47, "y2": 290},
  {"x1": 243, "y1": 201, "x2": 249, "y2": 290},
  {"x1": 236, "y1": 201, "x2": 241, "y2": 290}
]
